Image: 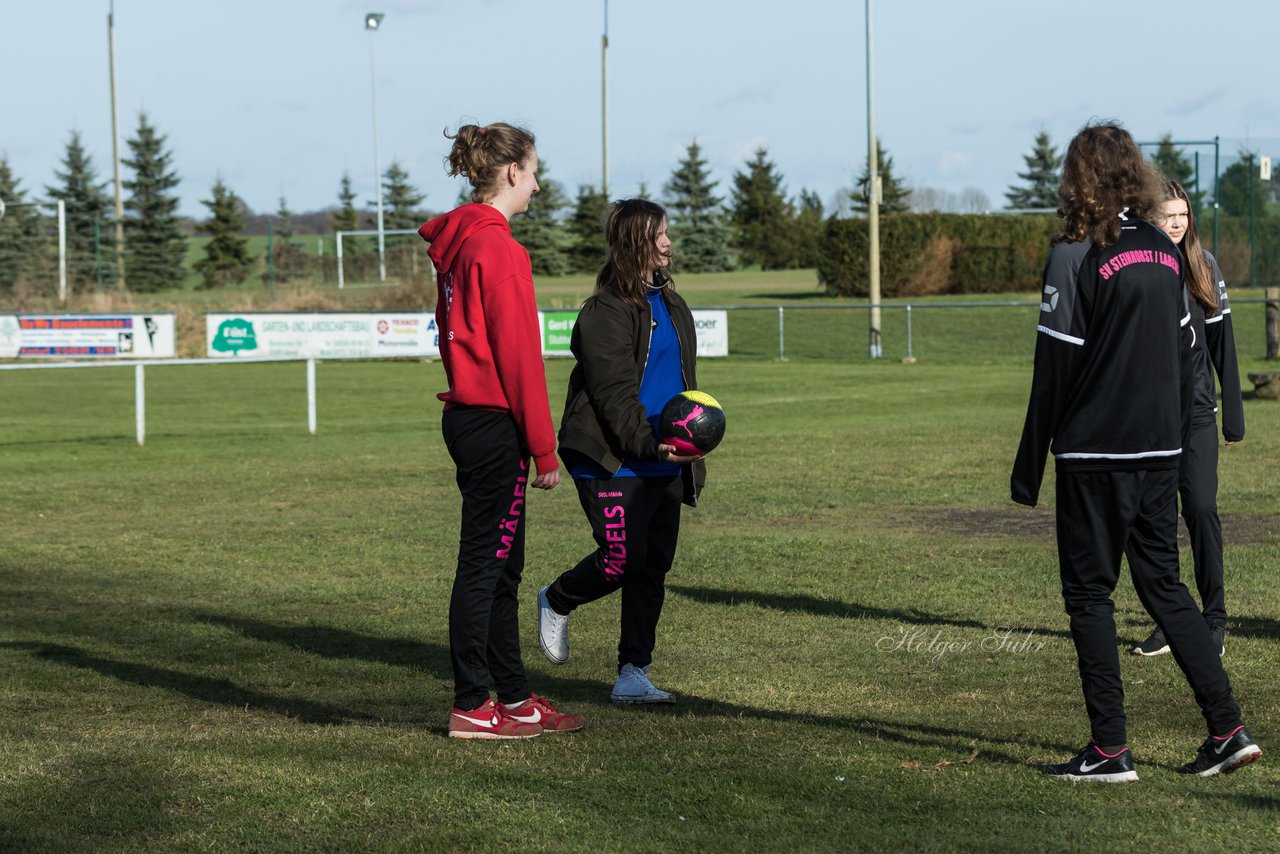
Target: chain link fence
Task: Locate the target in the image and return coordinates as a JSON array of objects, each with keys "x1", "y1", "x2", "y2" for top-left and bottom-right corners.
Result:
[{"x1": 716, "y1": 297, "x2": 1278, "y2": 364}]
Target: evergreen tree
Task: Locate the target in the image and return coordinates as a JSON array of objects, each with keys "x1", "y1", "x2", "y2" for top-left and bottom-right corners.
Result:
[
  {"x1": 194, "y1": 178, "x2": 254, "y2": 289},
  {"x1": 730, "y1": 148, "x2": 797, "y2": 270},
  {"x1": 663, "y1": 141, "x2": 733, "y2": 272},
  {"x1": 0, "y1": 157, "x2": 45, "y2": 293},
  {"x1": 567, "y1": 184, "x2": 609, "y2": 274},
  {"x1": 122, "y1": 113, "x2": 187, "y2": 293},
  {"x1": 275, "y1": 196, "x2": 295, "y2": 242},
  {"x1": 271, "y1": 196, "x2": 307, "y2": 283},
  {"x1": 333, "y1": 171, "x2": 364, "y2": 255},
  {"x1": 1150, "y1": 133, "x2": 1205, "y2": 212},
  {"x1": 1151, "y1": 133, "x2": 1193, "y2": 186},
  {"x1": 636, "y1": 180, "x2": 651, "y2": 200},
  {"x1": 851, "y1": 138, "x2": 911, "y2": 215},
  {"x1": 510, "y1": 160, "x2": 571, "y2": 276},
  {"x1": 1004, "y1": 131, "x2": 1062, "y2": 210},
  {"x1": 46, "y1": 130, "x2": 115, "y2": 290},
  {"x1": 333, "y1": 172, "x2": 359, "y2": 233},
  {"x1": 382, "y1": 160, "x2": 425, "y2": 231},
  {"x1": 793, "y1": 188, "x2": 825, "y2": 269},
  {"x1": 1217, "y1": 149, "x2": 1269, "y2": 217}
]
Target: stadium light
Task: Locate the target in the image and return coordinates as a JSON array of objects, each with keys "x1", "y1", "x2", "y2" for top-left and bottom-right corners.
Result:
[
  {"x1": 366, "y1": 12, "x2": 387, "y2": 282},
  {"x1": 107, "y1": 0, "x2": 125, "y2": 289},
  {"x1": 865, "y1": 0, "x2": 882, "y2": 359},
  {"x1": 601, "y1": 0, "x2": 608, "y2": 198}
]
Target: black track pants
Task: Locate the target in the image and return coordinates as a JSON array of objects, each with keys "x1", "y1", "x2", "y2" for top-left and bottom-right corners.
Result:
[
  {"x1": 1180, "y1": 417, "x2": 1226, "y2": 623},
  {"x1": 1123, "y1": 417, "x2": 1226, "y2": 625},
  {"x1": 442, "y1": 407, "x2": 531, "y2": 711},
  {"x1": 546, "y1": 474, "x2": 682, "y2": 671},
  {"x1": 1056, "y1": 466, "x2": 1241, "y2": 746}
]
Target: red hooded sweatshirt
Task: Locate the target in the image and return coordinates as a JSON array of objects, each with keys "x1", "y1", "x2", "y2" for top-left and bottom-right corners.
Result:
[{"x1": 419, "y1": 203, "x2": 557, "y2": 476}]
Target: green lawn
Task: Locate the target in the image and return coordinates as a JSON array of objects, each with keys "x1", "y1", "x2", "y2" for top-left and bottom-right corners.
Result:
[{"x1": 2, "y1": 349, "x2": 1278, "y2": 849}]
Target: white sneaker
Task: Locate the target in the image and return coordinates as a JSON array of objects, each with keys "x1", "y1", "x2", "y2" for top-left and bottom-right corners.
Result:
[
  {"x1": 537, "y1": 585, "x2": 570, "y2": 664},
  {"x1": 610, "y1": 663, "x2": 675, "y2": 704}
]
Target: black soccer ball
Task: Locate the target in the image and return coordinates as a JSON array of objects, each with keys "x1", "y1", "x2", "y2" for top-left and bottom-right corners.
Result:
[{"x1": 659, "y1": 390, "x2": 726, "y2": 455}]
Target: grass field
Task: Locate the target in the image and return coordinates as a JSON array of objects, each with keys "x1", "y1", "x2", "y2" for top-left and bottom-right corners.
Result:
[{"x1": 2, "y1": 274, "x2": 1280, "y2": 849}]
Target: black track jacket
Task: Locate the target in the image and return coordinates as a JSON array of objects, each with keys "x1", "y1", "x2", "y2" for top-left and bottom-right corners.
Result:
[
  {"x1": 1193, "y1": 250, "x2": 1245, "y2": 440},
  {"x1": 1011, "y1": 216, "x2": 1193, "y2": 506},
  {"x1": 557, "y1": 285, "x2": 707, "y2": 507}
]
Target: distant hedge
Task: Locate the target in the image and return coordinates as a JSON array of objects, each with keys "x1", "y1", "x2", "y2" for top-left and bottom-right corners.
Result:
[{"x1": 817, "y1": 213, "x2": 1058, "y2": 297}]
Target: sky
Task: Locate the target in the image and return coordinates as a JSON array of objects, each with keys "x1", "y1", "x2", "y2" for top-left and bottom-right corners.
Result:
[{"x1": 3, "y1": 0, "x2": 1278, "y2": 221}]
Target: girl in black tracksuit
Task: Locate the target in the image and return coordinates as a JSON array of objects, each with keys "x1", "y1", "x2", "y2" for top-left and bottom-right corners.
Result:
[
  {"x1": 535, "y1": 198, "x2": 707, "y2": 705},
  {"x1": 1129, "y1": 180, "x2": 1244, "y2": 657},
  {"x1": 1011, "y1": 122, "x2": 1257, "y2": 782}
]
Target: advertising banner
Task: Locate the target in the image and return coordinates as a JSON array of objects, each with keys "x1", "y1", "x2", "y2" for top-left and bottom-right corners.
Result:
[
  {"x1": 206, "y1": 313, "x2": 439, "y2": 359},
  {"x1": 690, "y1": 310, "x2": 729, "y2": 357},
  {"x1": 0, "y1": 313, "x2": 176, "y2": 359},
  {"x1": 541, "y1": 311, "x2": 578, "y2": 356},
  {"x1": 538, "y1": 309, "x2": 728, "y2": 358},
  {"x1": 203, "y1": 310, "x2": 728, "y2": 360}
]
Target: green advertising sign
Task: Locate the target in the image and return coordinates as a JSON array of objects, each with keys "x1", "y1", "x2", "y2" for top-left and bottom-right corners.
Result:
[{"x1": 542, "y1": 311, "x2": 578, "y2": 354}]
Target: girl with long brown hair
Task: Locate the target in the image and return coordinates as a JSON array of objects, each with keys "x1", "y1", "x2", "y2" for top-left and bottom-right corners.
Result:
[
  {"x1": 1130, "y1": 179, "x2": 1244, "y2": 657},
  {"x1": 536, "y1": 198, "x2": 707, "y2": 704}
]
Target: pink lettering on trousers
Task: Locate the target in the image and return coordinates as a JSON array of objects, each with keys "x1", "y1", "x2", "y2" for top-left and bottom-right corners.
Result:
[
  {"x1": 600, "y1": 504, "x2": 627, "y2": 581},
  {"x1": 495, "y1": 461, "x2": 529, "y2": 559}
]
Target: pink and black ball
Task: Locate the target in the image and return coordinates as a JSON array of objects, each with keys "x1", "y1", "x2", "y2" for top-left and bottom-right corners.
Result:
[{"x1": 659, "y1": 391, "x2": 726, "y2": 456}]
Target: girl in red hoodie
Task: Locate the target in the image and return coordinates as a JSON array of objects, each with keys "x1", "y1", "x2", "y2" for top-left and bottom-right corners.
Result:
[{"x1": 419, "y1": 123, "x2": 583, "y2": 739}]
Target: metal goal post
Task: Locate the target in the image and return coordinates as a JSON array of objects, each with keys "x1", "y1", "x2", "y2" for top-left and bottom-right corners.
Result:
[{"x1": 335, "y1": 228, "x2": 423, "y2": 290}]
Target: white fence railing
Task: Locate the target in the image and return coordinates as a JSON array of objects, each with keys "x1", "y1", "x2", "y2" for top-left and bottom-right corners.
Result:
[{"x1": 0, "y1": 357, "x2": 317, "y2": 446}]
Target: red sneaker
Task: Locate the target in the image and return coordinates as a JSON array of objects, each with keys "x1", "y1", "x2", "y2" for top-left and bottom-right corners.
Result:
[
  {"x1": 448, "y1": 698, "x2": 543, "y2": 740},
  {"x1": 501, "y1": 694, "x2": 585, "y2": 733}
]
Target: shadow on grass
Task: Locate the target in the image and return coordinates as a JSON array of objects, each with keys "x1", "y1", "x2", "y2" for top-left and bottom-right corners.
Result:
[
  {"x1": 192, "y1": 612, "x2": 1075, "y2": 767},
  {"x1": 667, "y1": 584, "x2": 1074, "y2": 640},
  {"x1": 1112, "y1": 609, "x2": 1280, "y2": 645},
  {"x1": 194, "y1": 613, "x2": 455, "y2": 675},
  {"x1": 1218, "y1": 614, "x2": 1280, "y2": 643},
  {"x1": 0, "y1": 641, "x2": 370, "y2": 725},
  {"x1": 1190, "y1": 791, "x2": 1280, "y2": 811}
]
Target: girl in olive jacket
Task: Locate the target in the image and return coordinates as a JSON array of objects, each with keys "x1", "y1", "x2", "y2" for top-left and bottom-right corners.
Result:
[{"x1": 537, "y1": 198, "x2": 706, "y2": 704}]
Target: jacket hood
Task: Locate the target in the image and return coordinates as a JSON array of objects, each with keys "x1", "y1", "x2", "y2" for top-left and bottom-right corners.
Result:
[{"x1": 419, "y1": 203, "x2": 510, "y2": 271}]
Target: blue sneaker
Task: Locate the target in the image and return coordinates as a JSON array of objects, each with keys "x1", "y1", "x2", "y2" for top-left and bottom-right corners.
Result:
[{"x1": 610, "y1": 663, "x2": 675, "y2": 705}]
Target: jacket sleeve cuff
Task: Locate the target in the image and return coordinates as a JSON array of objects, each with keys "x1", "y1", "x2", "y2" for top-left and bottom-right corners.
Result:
[{"x1": 532, "y1": 451, "x2": 560, "y2": 477}]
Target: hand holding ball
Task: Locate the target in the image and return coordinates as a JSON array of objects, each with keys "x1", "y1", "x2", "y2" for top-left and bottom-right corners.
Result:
[{"x1": 659, "y1": 391, "x2": 726, "y2": 456}]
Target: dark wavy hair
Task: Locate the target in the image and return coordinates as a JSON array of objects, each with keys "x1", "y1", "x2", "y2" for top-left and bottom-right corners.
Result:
[
  {"x1": 444, "y1": 122, "x2": 536, "y2": 203},
  {"x1": 586, "y1": 198, "x2": 672, "y2": 307},
  {"x1": 1054, "y1": 121, "x2": 1165, "y2": 249},
  {"x1": 1164, "y1": 180, "x2": 1217, "y2": 315}
]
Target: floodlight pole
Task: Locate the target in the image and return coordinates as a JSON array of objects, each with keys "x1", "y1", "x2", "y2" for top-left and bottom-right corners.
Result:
[
  {"x1": 601, "y1": 0, "x2": 609, "y2": 199},
  {"x1": 1249, "y1": 152, "x2": 1257, "y2": 289},
  {"x1": 1212, "y1": 136, "x2": 1219, "y2": 254},
  {"x1": 601, "y1": 1, "x2": 609, "y2": 198},
  {"x1": 57, "y1": 200, "x2": 67, "y2": 304},
  {"x1": 107, "y1": 0, "x2": 126, "y2": 289},
  {"x1": 366, "y1": 12, "x2": 387, "y2": 283},
  {"x1": 865, "y1": 0, "x2": 882, "y2": 358}
]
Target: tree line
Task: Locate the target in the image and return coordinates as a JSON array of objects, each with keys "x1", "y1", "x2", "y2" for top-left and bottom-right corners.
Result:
[
  {"x1": 2, "y1": 116, "x2": 1273, "y2": 298},
  {"x1": 1001, "y1": 130, "x2": 1274, "y2": 215}
]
